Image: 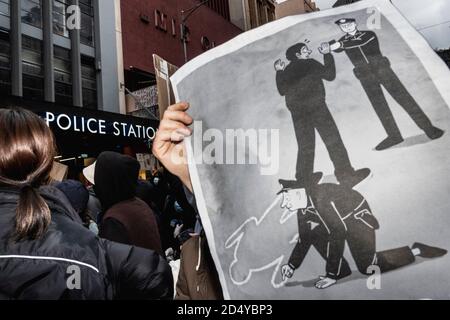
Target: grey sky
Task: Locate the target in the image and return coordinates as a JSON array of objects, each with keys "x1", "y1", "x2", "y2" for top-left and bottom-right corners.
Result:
[{"x1": 314, "y1": 0, "x2": 450, "y2": 49}]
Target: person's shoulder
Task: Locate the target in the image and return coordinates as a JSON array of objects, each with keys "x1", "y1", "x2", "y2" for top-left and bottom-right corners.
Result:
[
  {"x1": 307, "y1": 59, "x2": 323, "y2": 68},
  {"x1": 52, "y1": 211, "x2": 99, "y2": 244},
  {"x1": 315, "y1": 183, "x2": 363, "y2": 200},
  {"x1": 107, "y1": 198, "x2": 155, "y2": 223},
  {"x1": 338, "y1": 34, "x2": 347, "y2": 42},
  {"x1": 106, "y1": 198, "x2": 139, "y2": 213},
  {"x1": 129, "y1": 197, "x2": 155, "y2": 215},
  {"x1": 11, "y1": 213, "x2": 105, "y2": 274},
  {"x1": 360, "y1": 30, "x2": 376, "y2": 38},
  {"x1": 283, "y1": 61, "x2": 295, "y2": 71},
  {"x1": 294, "y1": 59, "x2": 311, "y2": 69}
]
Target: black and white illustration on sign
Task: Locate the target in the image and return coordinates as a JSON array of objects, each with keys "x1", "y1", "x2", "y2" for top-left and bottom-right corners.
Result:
[
  {"x1": 329, "y1": 18, "x2": 444, "y2": 151},
  {"x1": 171, "y1": 0, "x2": 450, "y2": 299},
  {"x1": 277, "y1": 175, "x2": 446, "y2": 290},
  {"x1": 274, "y1": 41, "x2": 371, "y2": 189}
]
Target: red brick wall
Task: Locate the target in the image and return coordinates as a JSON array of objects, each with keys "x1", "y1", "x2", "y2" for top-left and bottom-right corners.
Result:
[
  {"x1": 121, "y1": 0, "x2": 242, "y2": 73},
  {"x1": 206, "y1": 0, "x2": 231, "y2": 20}
]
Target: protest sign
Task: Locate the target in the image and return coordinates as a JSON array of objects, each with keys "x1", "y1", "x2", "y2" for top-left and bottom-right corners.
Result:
[
  {"x1": 171, "y1": 0, "x2": 450, "y2": 299},
  {"x1": 153, "y1": 54, "x2": 179, "y2": 120}
]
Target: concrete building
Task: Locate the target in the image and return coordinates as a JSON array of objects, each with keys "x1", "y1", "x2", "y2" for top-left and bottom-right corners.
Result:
[
  {"x1": 229, "y1": 0, "x2": 318, "y2": 31},
  {"x1": 0, "y1": 0, "x2": 160, "y2": 177},
  {"x1": 0, "y1": 0, "x2": 124, "y2": 113}
]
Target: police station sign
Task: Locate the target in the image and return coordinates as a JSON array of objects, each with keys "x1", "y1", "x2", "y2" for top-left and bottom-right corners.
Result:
[{"x1": 43, "y1": 111, "x2": 157, "y2": 140}]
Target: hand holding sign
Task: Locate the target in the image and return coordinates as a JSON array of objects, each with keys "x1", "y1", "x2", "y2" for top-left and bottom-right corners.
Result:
[{"x1": 152, "y1": 102, "x2": 193, "y2": 192}]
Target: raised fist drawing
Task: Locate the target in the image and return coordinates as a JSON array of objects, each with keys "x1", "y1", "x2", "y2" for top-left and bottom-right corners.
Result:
[{"x1": 274, "y1": 59, "x2": 286, "y2": 71}]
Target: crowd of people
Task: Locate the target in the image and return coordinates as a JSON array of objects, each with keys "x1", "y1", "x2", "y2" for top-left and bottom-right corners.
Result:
[{"x1": 0, "y1": 103, "x2": 222, "y2": 300}]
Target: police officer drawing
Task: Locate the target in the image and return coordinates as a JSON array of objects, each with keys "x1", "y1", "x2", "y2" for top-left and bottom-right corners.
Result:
[
  {"x1": 278, "y1": 176, "x2": 447, "y2": 289},
  {"x1": 324, "y1": 18, "x2": 444, "y2": 151},
  {"x1": 274, "y1": 42, "x2": 370, "y2": 188}
]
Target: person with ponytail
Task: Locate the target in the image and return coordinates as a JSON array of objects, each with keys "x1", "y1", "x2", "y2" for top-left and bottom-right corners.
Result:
[
  {"x1": 0, "y1": 107, "x2": 55, "y2": 241},
  {"x1": 0, "y1": 107, "x2": 173, "y2": 300}
]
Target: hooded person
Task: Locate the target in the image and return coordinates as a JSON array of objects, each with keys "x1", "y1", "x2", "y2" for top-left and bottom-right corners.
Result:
[
  {"x1": 136, "y1": 180, "x2": 165, "y2": 246},
  {"x1": 55, "y1": 180, "x2": 100, "y2": 234},
  {"x1": 83, "y1": 151, "x2": 162, "y2": 255},
  {"x1": 86, "y1": 185, "x2": 102, "y2": 224},
  {"x1": 55, "y1": 180, "x2": 89, "y2": 222}
]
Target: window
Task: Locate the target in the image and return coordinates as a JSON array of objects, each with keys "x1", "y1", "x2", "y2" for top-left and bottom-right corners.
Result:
[
  {"x1": 81, "y1": 55, "x2": 97, "y2": 109},
  {"x1": 79, "y1": 0, "x2": 95, "y2": 46},
  {"x1": 54, "y1": 45, "x2": 72, "y2": 105},
  {"x1": 0, "y1": 0, "x2": 9, "y2": 17},
  {"x1": 0, "y1": 30, "x2": 10, "y2": 95},
  {"x1": 21, "y1": 0, "x2": 42, "y2": 28},
  {"x1": 22, "y1": 35, "x2": 44, "y2": 100},
  {"x1": 154, "y1": 10, "x2": 168, "y2": 32},
  {"x1": 53, "y1": 0, "x2": 69, "y2": 37}
]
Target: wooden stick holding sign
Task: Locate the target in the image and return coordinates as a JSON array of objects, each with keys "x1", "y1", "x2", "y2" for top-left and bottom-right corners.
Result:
[{"x1": 153, "y1": 54, "x2": 179, "y2": 120}]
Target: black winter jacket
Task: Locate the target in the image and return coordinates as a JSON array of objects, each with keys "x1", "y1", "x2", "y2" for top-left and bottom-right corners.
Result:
[{"x1": 0, "y1": 186, "x2": 173, "y2": 300}]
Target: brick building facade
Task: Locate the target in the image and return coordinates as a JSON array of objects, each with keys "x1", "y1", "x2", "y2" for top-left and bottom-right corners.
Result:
[{"x1": 121, "y1": 0, "x2": 242, "y2": 87}]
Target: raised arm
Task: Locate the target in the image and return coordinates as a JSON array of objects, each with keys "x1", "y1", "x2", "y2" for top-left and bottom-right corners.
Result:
[
  {"x1": 152, "y1": 102, "x2": 193, "y2": 192},
  {"x1": 274, "y1": 59, "x2": 289, "y2": 96},
  {"x1": 330, "y1": 31, "x2": 377, "y2": 52},
  {"x1": 276, "y1": 71, "x2": 289, "y2": 96},
  {"x1": 319, "y1": 53, "x2": 336, "y2": 81}
]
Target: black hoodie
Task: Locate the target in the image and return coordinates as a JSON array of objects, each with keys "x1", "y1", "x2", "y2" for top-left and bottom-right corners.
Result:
[
  {"x1": 0, "y1": 185, "x2": 173, "y2": 300},
  {"x1": 94, "y1": 152, "x2": 140, "y2": 211},
  {"x1": 95, "y1": 152, "x2": 162, "y2": 254}
]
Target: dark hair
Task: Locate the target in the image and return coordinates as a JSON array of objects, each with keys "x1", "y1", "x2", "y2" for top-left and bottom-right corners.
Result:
[
  {"x1": 286, "y1": 43, "x2": 307, "y2": 61},
  {"x1": 0, "y1": 107, "x2": 56, "y2": 241}
]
